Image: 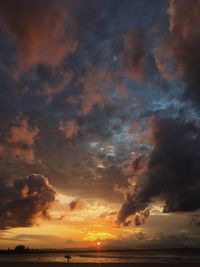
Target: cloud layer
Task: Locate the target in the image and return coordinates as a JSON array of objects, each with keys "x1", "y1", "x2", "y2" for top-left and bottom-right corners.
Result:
[
  {"x1": 118, "y1": 118, "x2": 200, "y2": 225},
  {"x1": 0, "y1": 174, "x2": 56, "y2": 229},
  {"x1": 0, "y1": 0, "x2": 199, "y2": 248}
]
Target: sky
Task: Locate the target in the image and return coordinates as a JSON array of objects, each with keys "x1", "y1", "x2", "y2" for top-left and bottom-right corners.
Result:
[{"x1": 0, "y1": 0, "x2": 200, "y2": 250}]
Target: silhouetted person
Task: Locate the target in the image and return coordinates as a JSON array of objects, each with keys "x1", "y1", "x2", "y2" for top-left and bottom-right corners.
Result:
[{"x1": 65, "y1": 253, "x2": 71, "y2": 263}]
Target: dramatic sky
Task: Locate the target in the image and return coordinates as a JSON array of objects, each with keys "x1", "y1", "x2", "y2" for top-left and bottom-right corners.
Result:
[{"x1": 0, "y1": 0, "x2": 200, "y2": 249}]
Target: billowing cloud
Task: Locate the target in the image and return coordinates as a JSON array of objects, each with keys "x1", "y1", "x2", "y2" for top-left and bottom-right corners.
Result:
[
  {"x1": 118, "y1": 118, "x2": 200, "y2": 225},
  {"x1": 0, "y1": 174, "x2": 56, "y2": 229},
  {"x1": 0, "y1": 116, "x2": 39, "y2": 162},
  {"x1": 134, "y1": 209, "x2": 150, "y2": 226},
  {"x1": 122, "y1": 31, "x2": 149, "y2": 82},
  {"x1": 0, "y1": 0, "x2": 77, "y2": 70}
]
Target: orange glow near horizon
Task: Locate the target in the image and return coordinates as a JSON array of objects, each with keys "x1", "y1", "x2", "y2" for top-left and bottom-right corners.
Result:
[{"x1": 0, "y1": 194, "x2": 145, "y2": 250}]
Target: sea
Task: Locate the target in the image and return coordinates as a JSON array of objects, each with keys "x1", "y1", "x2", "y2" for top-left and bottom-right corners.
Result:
[{"x1": 0, "y1": 250, "x2": 200, "y2": 263}]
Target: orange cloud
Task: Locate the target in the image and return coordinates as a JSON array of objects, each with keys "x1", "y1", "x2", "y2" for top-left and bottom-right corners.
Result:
[
  {"x1": 0, "y1": 0, "x2": 77, "y2": 70},
  {"x1": 0, "y1": 116, "x2": 39, "y2": 162},
  {"x1": 99, "y1": 210, "x2": 118, "y2": 220}
]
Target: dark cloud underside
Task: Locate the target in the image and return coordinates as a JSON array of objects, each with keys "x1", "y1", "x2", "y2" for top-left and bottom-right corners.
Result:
[{"x1": 0, "y1": 174, "x2": 56, "y2": 229}]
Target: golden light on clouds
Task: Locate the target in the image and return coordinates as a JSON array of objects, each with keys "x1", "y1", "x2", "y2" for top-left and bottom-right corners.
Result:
[
  {"x1": 0, "y1": 195, "x2": 123, "y2": 248},
  {"x1": 84, "y1": 231, "x2": 114, "y2": 241}
]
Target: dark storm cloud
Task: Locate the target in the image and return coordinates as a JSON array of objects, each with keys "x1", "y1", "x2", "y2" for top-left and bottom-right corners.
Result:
[
  {"x1": 0, "y1": 0, "x2": 77, "y2": 70},
  {"x1": 118, "y1": 118, "x2": 200, "y2": 225},
  {"x1": 0, "y1": 174, "x2": 56, "y2": 229},
  {"x1": 134, "y1": 209, "x2": 150, "y2": 226},
  {"x1": 157, "y1": 0, "x2": 200, "y2": 104}
]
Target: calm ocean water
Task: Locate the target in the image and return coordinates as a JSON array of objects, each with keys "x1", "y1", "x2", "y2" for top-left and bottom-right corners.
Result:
[{"x1": 0, "y1": 251, "x2": 200, "y2": 263}]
